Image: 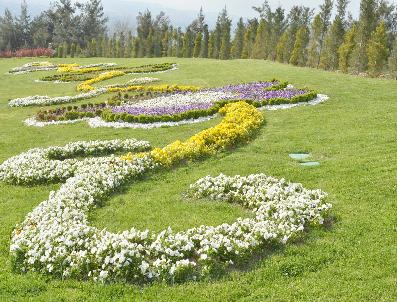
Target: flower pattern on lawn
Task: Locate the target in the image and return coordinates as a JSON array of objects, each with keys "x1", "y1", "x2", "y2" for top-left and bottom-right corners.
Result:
[{"x1": 2, "y1": 102, "x2": 331, "y2": 283}]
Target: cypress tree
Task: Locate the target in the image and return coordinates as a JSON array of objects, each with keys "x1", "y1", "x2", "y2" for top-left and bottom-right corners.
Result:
[
  {"x1": 101, "y1": 36, "x2": 108, "y2": 58},
  {"x1": 290, "y1": 26, "x2": 309, "y2": 66},
  {"x1": 307, "y1": 14, "x2": 323, "y2": 67},
  {"x1": 284, "y1": 6, "x2": 314, "y2": 63},
  {"x1": 351, "y1": 0, "x2": 379, "y2": 72},
  {"x1": 200, "y1": 24, "x2": 209, "y2": 58},
  {"x1": 253, "y1": 19, "x2": 269, "y2": 59},
  {"x1": 117, "y1": 32, "x2": 125, "y2": 58},
  {"x1": 125, "y1": 31, "x2": 133, "y2": 58},
  {"x1": 241, "y1": 19, "x2": 258, "y2": 59},
  {"x1": 62, "y1": 41, "x2": 68, "y2": 57},
  {"x1": 90, "y1": 38, "x2": 97, "y2": 57},
  {"x1": 231, "y1": 18, "x2": 245, "y2": 59},
  {"x1": 145, "y1": 29, "x2": 154, "y2": 57},
  {"x1": 219, "y1": 19, "x2": 231, "y2": 59},
  {"x1": 388, "y1": 39, "x2": 397, "y2": 79},
  {"x1": 182, "y1": 28, "x2": 193, "y2": 57},
  {"x1": 316, "y1": 0, "x2": 333, "y2": 67},
  {"x1": 161, "y1": 30, "x2": 169, "y2": 57},
  {"x1": 193, "y1": 32, "x2": 202, "y2": 58},
  {"x1": 57, "y1": 45, "x2": 63, "y2": 58},
  {"x1": 367, "y1": 22, "x2": 389, "y2": 76},
  {"x1": 70, "y1": 42, "x2": 76, "y2": 58},
  {"x1": 75, "y1": 44, "x2": 81, "y2": 57},
  {"x1": 268, "y1": 7, "x2": 287, "y2": 61},
  {"x1": 208, "y1": 31, "x2": 215, "y2": 58},
  {"x1": 338, "y1": 24, "x2": 357, "y2": 73},
  {"x1": 276, "y1": 31, "x2": 289, "y2": 63},
  {"x1": 319, "y1": 0, "x2": 349, "y2": 70}
]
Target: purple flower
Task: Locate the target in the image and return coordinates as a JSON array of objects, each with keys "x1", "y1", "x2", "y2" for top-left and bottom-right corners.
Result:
[{"x1": 112, "y1": 102, "x2": 213, "y2": 116}]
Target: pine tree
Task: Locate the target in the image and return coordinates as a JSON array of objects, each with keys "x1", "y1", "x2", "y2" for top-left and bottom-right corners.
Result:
[
  {"x1": 193, "y1": 32, "x2": 202, "y2": 57},
  {"x1": 200, "y1": 24, "x2": 209, "y2": 58},
  {"x1": 16, "y1": 0, "x2": 32, "y2": 48},
  {"x1": 231, "y1": 18, "x2": 245, "y2": 59},
  {"x1": 338, "y1": 24, "x2": 357, "y2": 73},
  {"x1": 290, "y1": 26, "x2": 309, "y2": 66},
  {"x1": 0, "y1": 9, "x2": 17, "y2": 51},
  {"x1": 79, "y1": 0, "x2": 108, "y2": 43},
  {"x1": 253, "y1": 19, "x2": 269, "y2": 59},
  {"x1": 319, "y1": 0, "x2": 349, "y2": 70},
  {"x1": 367, "y1": 22, "x2": 389, "y2": 76},
  {"x1": 307, "y1": 14, "x2": 323, "y2": 67},
  {"x1": 388, "y1": 39, "x2": 397, "y2": 79},
  {"x1": 276, "y1": 31, "x2": 289, "y2": 63}
]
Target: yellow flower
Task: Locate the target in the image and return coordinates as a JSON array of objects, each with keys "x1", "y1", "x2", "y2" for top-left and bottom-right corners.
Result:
[{"x1": 122, "y1": 102, "x2": 264, "y2": 167}]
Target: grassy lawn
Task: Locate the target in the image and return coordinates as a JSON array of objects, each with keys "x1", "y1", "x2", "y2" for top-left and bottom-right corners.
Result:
[{"x1": 0, "y1": 57, "x2": 396, "y2": 301}]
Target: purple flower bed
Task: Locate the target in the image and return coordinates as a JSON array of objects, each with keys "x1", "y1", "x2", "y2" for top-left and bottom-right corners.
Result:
[
  {"x1": 109, "y1": 81, "x2": 310, "y2": 117},
  {"x1": 111, "y1": 102, "x2": 213, "y2": 116},
  {"x1": 209, "y1": 82, "x2": 307, "y2": 101}
]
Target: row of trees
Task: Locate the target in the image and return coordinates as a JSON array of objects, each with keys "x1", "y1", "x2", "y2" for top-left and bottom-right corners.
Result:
[
  {"x1": 0, "y1": 0, "x2": 107, "y2": 52},
  {"x1": 1, "y1": 0, "x2": 397, "y2": 77}
]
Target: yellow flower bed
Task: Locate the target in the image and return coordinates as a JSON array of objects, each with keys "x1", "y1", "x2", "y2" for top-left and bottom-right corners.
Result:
[
  {"x1": 107, "y1": 84, "x2": 200, "y2": 93},
  {"x1": 77, "y1": 70, "x2": 126, "y2": 91},
  {"x1": 57, "y1": 64, "x2": 79, "y2": 72},
  {"x1": 121, "y1": 101, "x2": 264, "y2": 166}
]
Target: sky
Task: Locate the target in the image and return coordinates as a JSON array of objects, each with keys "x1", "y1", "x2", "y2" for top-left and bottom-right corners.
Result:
[
  {"x1": 127, "y1": 0, "x2": 362, "y2": 18},
  {"x1": 2, "y1": 0, "x2": 397, "y2": 31}
]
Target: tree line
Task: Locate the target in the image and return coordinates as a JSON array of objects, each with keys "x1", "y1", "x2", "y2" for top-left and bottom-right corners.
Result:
[{"x1": 1, "y1": 0, "x2": 397, "y2": 78}]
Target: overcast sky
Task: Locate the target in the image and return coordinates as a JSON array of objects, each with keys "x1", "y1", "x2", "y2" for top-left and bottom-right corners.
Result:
[{"x1": 127, "y1": 0, "x2": 362, "y2": 17}]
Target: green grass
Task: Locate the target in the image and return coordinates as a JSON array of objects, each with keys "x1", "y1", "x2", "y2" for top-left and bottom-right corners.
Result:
[{"x1": 0, "y1": 57, "x2": 396, "y2": 301}]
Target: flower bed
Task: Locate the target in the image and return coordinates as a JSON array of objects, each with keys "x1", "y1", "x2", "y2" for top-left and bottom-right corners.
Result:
[
  {"x1": 0, "y1": 139, "x2": 151, "y2": 185},
  {"x1": 3, "y1": 102, "x2": 331, "y2": 283},
  {"x1": 29, "y1": 80, "x2": 320, "y2": 126},
  {"x1": 8, "y1": 63, "x2": 178, "y2": 106}
]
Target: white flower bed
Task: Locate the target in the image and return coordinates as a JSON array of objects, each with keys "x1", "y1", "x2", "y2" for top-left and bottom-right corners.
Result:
[
  {"x1": 105, "y1": 77, "x2": 160, "y2": 89},
  {"x1": 3, "y1": 134, "x2": 331, "y2": 283},
  {"x1": 9, "y1": 88, "x2": 107, "y2": 107},
  {"x1": 88, "y1": 116, "x2": 216, "y2": 129},
  {"x1": 262, "y1": 94, "x2": 329, "y2": 111},
  {"x1": 122, "y1": 91, "x2": 235, "y2": 109},
  {"x1": 8, "y1": 62, "x2": 117, "y2": 74},
  {"x1": 9, "y1": 62, "x2": 57, "y2": 74},
  {"x1": 0, "y1": 139, "x2": 151, "y2": 185},
  {"x1": 24, "y1": 116, "x2": 215, "y2": 129}
]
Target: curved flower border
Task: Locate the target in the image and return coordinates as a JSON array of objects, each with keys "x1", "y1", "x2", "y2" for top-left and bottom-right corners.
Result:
[
  {"x1": 3, "y1": 102, "x2": 331, "y2": 283},
  {"x1": 24, "y1": 94, "x2": 329, "y2": 129}
]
